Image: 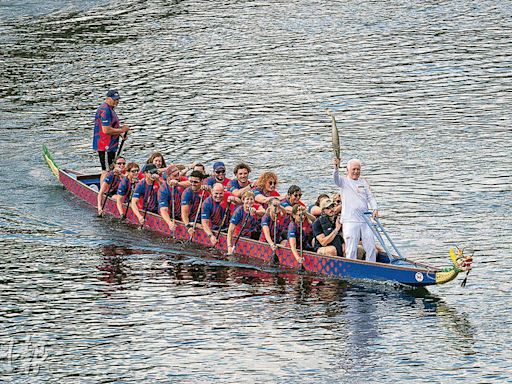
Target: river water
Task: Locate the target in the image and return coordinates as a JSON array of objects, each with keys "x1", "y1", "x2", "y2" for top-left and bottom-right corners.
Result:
[{"x1": 1, "y1": 0, "x2": 511, "y2": 382}]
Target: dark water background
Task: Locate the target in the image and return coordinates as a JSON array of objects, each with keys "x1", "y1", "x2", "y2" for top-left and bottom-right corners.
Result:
[{"x1": 1, "y1": 0, "x2": 511, "y2": 382}]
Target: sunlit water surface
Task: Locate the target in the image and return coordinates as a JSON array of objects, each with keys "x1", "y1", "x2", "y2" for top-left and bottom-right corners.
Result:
[{"x1": 1, "y1": 0, "x2": 511, "y2": 382}]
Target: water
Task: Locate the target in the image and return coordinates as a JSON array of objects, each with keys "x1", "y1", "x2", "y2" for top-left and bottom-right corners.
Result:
[{"x1": 1, "y1": 0, "x2": 511, "y2": 382}]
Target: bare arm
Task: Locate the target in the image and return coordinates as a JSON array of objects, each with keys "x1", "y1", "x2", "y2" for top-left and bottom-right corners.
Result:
[
  {"x1": 181, "y1": 204, "x2": 190, "y2": 226},
  {"x1": 262, "y1": 226, "x2": 276, "y2": 250},
  {"x1": 102, "y1": 123, "x2": 129, "y2": 136},
  {"x1": 116, "y1": 194, "x2": 124, "y2": 217},
  {"x1": 227, "y1": 223, "x2": 236, "y2": 253},
  {"x1": 131, "y1": 197, "x2": 144, "y2": 224},
  {"x1": 160, "y1": 207, "x2": 176, "y2": 232}
]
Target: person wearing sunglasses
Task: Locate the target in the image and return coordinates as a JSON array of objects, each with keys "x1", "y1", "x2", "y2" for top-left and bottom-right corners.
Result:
[
  {"x1": 131, "y1": 163, "x2": 161, "y2": 225},
  {"x1": 181, "y1": 170, "x2": 209, "y2": 236},
  {"x1": 92, "y1": 89, "x2": 130, "y2": 178},
  {"x1": 158, "y1": 165, "x2": 185, "y2": 232},
  {"x1": 252, "y1": 171, "x2": 281, "y2": 209},
  {"x1": 331, "y1": 192, "x2": 342, "y2": 215},
  {"x1": 97, "y1": 156, "x2": 126, "y2": 216},
  {"x1": 312, "y1": 199, "x2": 344, "y2": 257},
  {"x1": 116, "y1": 162, "x2": 140, "y2": 218},
  {"x1": 227, "y1": 163, "x2": 253, "y2": 198},
  {"x1": 333, "y1": 158, "x2": 379, "y2": 262},
  {"x1": 205, "y1": 161, "x2": 231, "y2": 188}
]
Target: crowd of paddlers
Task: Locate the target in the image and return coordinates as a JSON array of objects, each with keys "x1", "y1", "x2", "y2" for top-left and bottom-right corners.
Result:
[{"x1": 96, "y1": 151, "x2": 346, "y2": 264}]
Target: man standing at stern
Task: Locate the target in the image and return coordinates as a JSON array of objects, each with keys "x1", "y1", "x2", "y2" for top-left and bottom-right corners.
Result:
[
  {"x1": 333, "y1": 158, "x2": 379, "y2": 262},
  {"x1": 93, "y1": 89, "x2": 130, "y2": 176}
]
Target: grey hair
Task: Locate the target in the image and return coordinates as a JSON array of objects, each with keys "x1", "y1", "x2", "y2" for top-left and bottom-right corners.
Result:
[{"x1": 347, "y1": 158, "x2": 362, "y2": 168}]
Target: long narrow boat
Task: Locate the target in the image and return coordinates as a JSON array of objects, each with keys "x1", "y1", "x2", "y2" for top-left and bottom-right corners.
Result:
[{"x1": 43, "y1": 145, "x2": 471, "y2": 287}]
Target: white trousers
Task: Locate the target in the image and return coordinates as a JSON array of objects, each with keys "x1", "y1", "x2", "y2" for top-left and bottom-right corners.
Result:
[{"x1": 343, "y1": 221, "x2": 376, "y2": 262}]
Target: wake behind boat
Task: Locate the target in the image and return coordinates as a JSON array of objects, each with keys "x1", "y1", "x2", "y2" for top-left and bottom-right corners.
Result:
[{"x1": 43, "y1": 145, "x2": 472, "y2": 288}]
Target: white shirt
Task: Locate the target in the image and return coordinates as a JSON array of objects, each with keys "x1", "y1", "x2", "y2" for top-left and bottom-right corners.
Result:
[{"x1": 333, "y1": 168, "x2": 377, "y2": 223}]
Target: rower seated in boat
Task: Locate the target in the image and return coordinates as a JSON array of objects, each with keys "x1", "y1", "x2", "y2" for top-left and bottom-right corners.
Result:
[
  {"x1": 131, "y1": 163, "x2": 161, "y2": 225},
  {"x1": 312, "y1": 199, "x2": 344, "y2": 257},
  {"x1": 116, "y1": 162, "x2": 139, "y2": 218},
  {"x1": 158, "y1": 165, "x2": 185, "y2": 233},
  {"x1": 287, "y1": 204, "x2": 313, "y2": 265},
  {"x1": 201, "y1": 183, "x2": 240, "y2": 246},
  {"x1": 260, "y1": 198, "x2": 288, "y2": 251},
  {"x1": 252, "y1": 171, "x2": 281, "y2": 209},
  {"x1": 227, "y1": 162, "x2": 252, "y2": 198},
  {"x1": 226, "y1": 191, "x2": 265, "y2": 254},
  {"x1": 181, "y1": 170, "x2": 210, "y2": 237},
  {"x1": 308, "y1": 193, "x2": 330, "y2": 218},
  {"x1": 205, "y1": 161, "x2": 231, "y2": 189},
  {"x1": 97, "y1": 156, "x2": 126, "y2": 216}
]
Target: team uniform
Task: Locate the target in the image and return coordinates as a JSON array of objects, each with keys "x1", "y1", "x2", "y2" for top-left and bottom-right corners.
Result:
[
  {"x1": 280, "y1": 198, "x2": 309, "y2": 234},
  {"x1": 312, "y1": 215, "x2": 344, "y2": 256},
  {"x1": 205, "y1": 176, "x2": 231, "y2": 189},
  {"x1": 117, "y1": 176, "x2": 137, "y2": 203},
  {"x1": 133, "y1": 179, "x2": 160, "y2": 213},
  {"x1": 93, "y1": 102, "x2": 121, "y2": 170},
  {"x1": 260, "y1": 212, "x2": 288, "y2": 243},
  {"x1": 158, "y1": 184, "x2": 183, "y2": 221},
  {"x1": 201, "y1": 192, "x2": 234, "y2": 230},
  {"x1": 103, "y1": 171, "x2": 123, "y2": 197},
  {"x1": 286, "y1": 221, "x2": 311, "y2": 250},
  {"x1": 181, "y1": 188, "x2": 208, "y2": 222},
  {"x1": 230, "y1": 204, "x2": 262, "y2": 239},
  {"x1": 333, "y1": 168, "x2": 377, "y2": 261}
]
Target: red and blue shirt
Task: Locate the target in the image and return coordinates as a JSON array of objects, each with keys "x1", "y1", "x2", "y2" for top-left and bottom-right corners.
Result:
[
  {"x1": 260, "y1": 212, "x2": 288, "y2": 242},
  {"x1": 133, "y1": 179, "x2": 160, "y2": 213},
  {"x1": 158, "y1": 184, "x2": 183, "y2": 220},
  {"x1": 117, "y1": 176, "x2": 137, "y2": 202},
  {"x1": 181, "y1": 189, "x2": 208, "y2": 222},
  {"x1": 201, "y1": 193, "x2": 234, "y2": 230},
  {"x1": 93, "y1": 102, "x2": 120, "y2": 152},
  {"x1": 230, "y1": 205, "x2": 261, "y2": 238},
  {"x1": 103, "y1": 171, "x2": 123, "y2": 196}
]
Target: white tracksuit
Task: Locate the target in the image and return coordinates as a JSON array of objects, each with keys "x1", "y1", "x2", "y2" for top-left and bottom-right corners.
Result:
[{"x1": 333, "y1": 168, "x2": 378, "y2": 262}]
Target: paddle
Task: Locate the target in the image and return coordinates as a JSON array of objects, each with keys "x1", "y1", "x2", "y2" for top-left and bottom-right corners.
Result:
[
  {"x1": 140, "y1": 180, "x2": 155, "y2": 229},
  {"x1": 98, "y1": 174, "x2": 117, "y2": 216},
  {"x1": 186, "y1": 191, "x2": 205, "y2": 244},
  {"x1": 227, "y1": 208, "x2": 251, "y2": 256},
  {"x1": 326, "y1": 109, "x2": 340, "y2": 160},
  {"x1": 170, "y1": 185, "x2": 176, "y2": 238},
  {"x1": 270, "y1": 204, "x2": 280, "y2": 265},
  {"x1": 116, "y1": 132, "x2": 127, "y2": 158},
  {"x1": 121, "y1": 180, "x2": 136, "y2": 220},
  {"x1": 298, "y1": 212, "x2": 305, "y2": 272},
  {"x1": 214, "y1": 202, "x2": 231, "y2": 244}
]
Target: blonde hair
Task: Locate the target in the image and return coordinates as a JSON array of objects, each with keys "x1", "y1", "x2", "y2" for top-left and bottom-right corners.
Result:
[{"x1": 241, "y1": 190, "x2": 255, "y2": 201}]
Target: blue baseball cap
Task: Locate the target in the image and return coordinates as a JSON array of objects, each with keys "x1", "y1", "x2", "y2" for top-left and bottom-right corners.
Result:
[
  {"x1": 141, "y1": 163, "x2": 157, "y2": 174},
  {"x1": 213, "y1": 161, "x2": 225, "y2": 171},
  {"x1": 106, "y1": 89, "x2": 120, "y2": 100}
]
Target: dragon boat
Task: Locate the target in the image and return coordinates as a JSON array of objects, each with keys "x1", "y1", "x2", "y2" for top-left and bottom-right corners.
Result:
[{"x1": 43, "y1": 145, "x2": 472, "y2": 288}]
